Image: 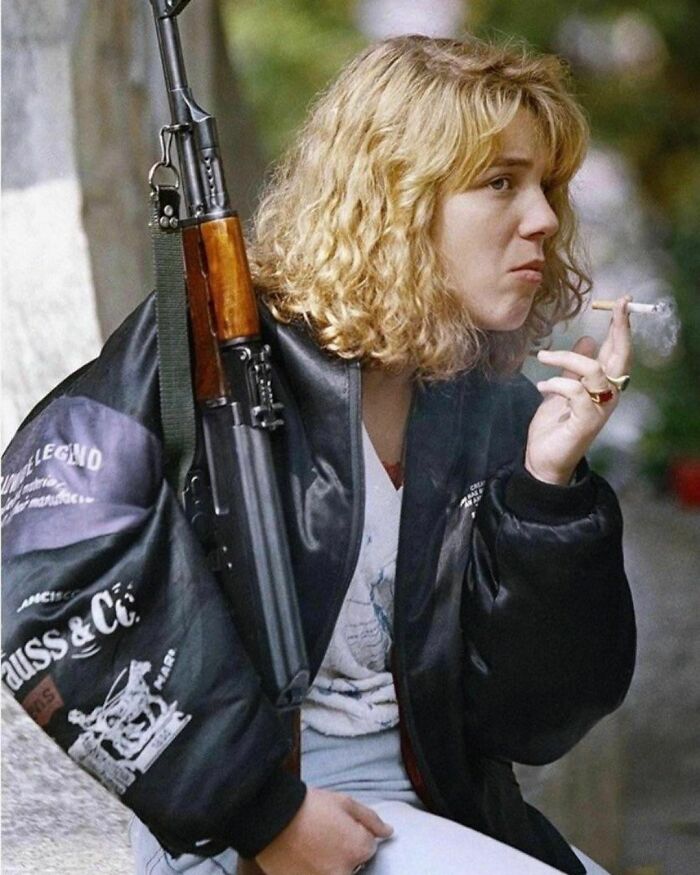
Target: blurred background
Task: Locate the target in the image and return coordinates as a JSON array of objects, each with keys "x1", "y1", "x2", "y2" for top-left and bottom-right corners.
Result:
[{"x1": 2, "y1": 1, "x2": 699, "y2": 873}]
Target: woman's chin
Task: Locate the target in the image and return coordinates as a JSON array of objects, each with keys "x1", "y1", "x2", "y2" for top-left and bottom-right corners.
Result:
[
  {"x1": 496, "y1": 296, "x2": 535, "y2": 331},
  {"x1": 483, "y1": 309, "x2": 531, "y2": 333},
  {"x1": 465, "y1": 292, "x2": 535, "y2": 332}
]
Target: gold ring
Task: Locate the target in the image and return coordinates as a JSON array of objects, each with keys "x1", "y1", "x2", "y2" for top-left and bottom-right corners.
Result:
[
  {"x1": 605, "y1": 373, "x2": 631, "y2": 392},
  {"x1": 585, "y1": 387, "x2": 616, "y2": 404}
]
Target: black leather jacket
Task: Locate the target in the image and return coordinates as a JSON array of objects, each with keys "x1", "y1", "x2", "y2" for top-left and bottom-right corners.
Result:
[{"x1": 1, "y1": 296, "x2": 635, "y2": 874}]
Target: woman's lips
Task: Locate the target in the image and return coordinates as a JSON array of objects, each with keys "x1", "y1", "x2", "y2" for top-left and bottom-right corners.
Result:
[{"x1": 511, "y1": 268, "x2": 543, "y2": 283}]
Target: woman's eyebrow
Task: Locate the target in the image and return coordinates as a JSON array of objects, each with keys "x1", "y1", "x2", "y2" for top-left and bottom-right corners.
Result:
[{"x1": 488, "y1": 155, "x2": 534, "y2": 168}]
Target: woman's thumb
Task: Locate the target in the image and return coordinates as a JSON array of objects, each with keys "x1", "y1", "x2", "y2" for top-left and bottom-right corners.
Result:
[{"x1": 345, "y1": 799, "x2": 394, "y2": 838}]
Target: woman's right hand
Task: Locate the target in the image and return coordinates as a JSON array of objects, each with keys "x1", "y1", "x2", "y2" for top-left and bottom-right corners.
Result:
[{"x1": 254, "y1": 787, "x2": 393, "y2": 875}]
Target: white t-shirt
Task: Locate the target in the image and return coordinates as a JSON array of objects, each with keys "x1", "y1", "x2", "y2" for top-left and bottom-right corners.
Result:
[{"x1": 301, "y1": 425, "x2": 403, "y2": 736}]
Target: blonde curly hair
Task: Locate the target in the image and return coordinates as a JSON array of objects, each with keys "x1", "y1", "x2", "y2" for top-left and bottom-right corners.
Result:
[{"x1": 249, "y1": 34, "x2": 590, "y2": 379}]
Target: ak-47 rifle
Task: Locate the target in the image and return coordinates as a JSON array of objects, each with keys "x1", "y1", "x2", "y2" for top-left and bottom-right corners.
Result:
[{"x1": 147, "y1": 0, "x2": 309, "y2": 710}]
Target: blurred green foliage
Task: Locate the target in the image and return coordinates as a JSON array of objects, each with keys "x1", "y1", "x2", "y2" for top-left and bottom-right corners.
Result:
[
  {"x1": 221, "y1": 0, "x2": 364, "y2": 159},
  {"x1": 639, "y1": 222, "x2": 700, "y2": 482},
  {"x1": 221, "y1": 0, "x2": 700, "y2": 478}
]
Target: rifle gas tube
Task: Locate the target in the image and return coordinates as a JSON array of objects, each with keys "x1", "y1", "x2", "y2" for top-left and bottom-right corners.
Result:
[{"x1": 148, "y1": 0, "x2": 309, "y2": 710}]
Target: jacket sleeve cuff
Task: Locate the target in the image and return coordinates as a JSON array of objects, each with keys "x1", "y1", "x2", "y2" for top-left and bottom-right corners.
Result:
[
  {"x1": 504, "y1": 456, "x2": 596, "y2": 524},
  {"x1": 227, "y1": 767, "x2": 307, "y2": 859}
]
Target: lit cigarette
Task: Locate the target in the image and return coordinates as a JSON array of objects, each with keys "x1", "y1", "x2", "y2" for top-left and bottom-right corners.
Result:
[{"x1": 592, "y1": 300, "x2": 664, "y2": 315}]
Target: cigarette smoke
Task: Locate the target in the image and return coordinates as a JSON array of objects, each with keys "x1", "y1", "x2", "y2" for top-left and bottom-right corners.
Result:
[{"x1": 631, "y1": 296, "x2": 681, "y2": 366}]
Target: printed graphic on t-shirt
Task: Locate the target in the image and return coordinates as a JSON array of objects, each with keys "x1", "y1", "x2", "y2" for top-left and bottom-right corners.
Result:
[{"x1": 303, "y1": 427, "x2": 403, "y2": 736}]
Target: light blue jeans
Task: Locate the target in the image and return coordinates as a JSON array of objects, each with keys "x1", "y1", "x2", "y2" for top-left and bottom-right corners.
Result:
[{"x1": 129, "y1": 728, "x2": 609, "y2": 874}]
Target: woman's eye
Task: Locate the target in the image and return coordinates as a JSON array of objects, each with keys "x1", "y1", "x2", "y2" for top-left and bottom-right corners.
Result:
[{"x1": 488, "y1": 177, "x2": 511, "y2": 192}]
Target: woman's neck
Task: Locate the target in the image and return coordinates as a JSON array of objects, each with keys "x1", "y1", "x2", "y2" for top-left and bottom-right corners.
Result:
[{"x1": 361, "y1": 366, "x2": 414, "y2": 465}]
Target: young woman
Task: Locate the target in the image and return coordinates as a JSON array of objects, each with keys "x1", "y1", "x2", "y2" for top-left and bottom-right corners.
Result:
[{"x1": 2, "y1": 34, "x2": 635, "y2": 875}]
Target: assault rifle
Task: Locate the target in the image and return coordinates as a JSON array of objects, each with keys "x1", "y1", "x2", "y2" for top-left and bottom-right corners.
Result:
[{"x1": 148, "y1": 0, "x2": 309, "y2": 709}]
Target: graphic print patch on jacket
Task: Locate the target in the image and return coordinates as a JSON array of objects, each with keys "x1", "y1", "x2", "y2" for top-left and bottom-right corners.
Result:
[{"x1": 1, "y1": 396, "x2": 162, "y2": 559}]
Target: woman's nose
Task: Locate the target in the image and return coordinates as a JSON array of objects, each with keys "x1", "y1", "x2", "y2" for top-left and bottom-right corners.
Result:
[{"x1": 520, "y1": 189, "x2": 559, "y2": 239}]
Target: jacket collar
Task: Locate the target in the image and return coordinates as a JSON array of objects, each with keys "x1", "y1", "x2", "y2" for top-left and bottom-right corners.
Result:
[{"x1": 260, "y1": 305, "x2": 500, "y2": 673}]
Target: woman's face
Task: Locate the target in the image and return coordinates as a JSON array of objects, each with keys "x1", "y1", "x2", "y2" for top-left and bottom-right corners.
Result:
[{"x1": 433, "y1": 109, "x2": 559, "y2": 331}]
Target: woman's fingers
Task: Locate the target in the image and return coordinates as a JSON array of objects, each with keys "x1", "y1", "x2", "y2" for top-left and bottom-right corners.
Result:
[
  {"x1": 606, "y1": 295, "x2": 633, "y2": 373},
  {"x1": 598, "y1": 295, "x2": 632, "y2": 372},
  {"x1": 537, "y1": 346, "x2": 608, "y2": 388},
  {"x1": 536, "y1": 377, "x2": 611, "y2": 418},
  {"x1": 561, "y1": 336, "x2": 598, "y2": 380},
  {"x1": 540, "y1": 295, "x2": 632, "y2": 385},
  {"x1": 344, "y1": 797, "x2": 394, "y2": 839},
  {"x1": 572, "y1": 335, "x2": 598, "y2": 358}
]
